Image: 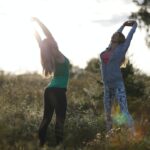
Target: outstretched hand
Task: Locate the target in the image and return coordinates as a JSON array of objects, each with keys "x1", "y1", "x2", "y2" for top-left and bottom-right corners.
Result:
[
  {"x1": 31, "y1": 17, "x2": 41, "y2": 23},
  {"x1": 31, "y1": 17, "x2": 43, "y2": 24}
]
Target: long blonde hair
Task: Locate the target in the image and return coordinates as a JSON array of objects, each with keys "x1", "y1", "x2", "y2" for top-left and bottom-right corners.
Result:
[
  {"x1": 40, "y1": 37, "x2": 59, "y2": 77},
  {"x1": 120, "y1": 57, "x2": 128, "y2": 68}
]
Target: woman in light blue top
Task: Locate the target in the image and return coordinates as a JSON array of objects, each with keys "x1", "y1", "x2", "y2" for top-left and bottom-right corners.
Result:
[
  {"x1": 100, "y1": 20, "x2": 137, "y2": 133},
  {"x1": 32, "y1": 17, "x2": 70, "y2": 147}
]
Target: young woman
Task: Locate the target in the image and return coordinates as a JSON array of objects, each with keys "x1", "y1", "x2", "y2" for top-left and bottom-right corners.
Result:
[
  {"x1": 32, "y1": 17, "x2": 70, "y2": 147},
  {"x1": 99, "y1": 20, "x2": 137, "y2": 133}
]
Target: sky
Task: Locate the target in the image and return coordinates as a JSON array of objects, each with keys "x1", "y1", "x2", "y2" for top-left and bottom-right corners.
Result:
[{"x1": 0, "y1": 0, "x2": 150, "y2": 75}]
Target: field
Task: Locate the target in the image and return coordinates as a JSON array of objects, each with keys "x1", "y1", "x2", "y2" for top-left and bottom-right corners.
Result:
[{"x1": 0, "y1": 61, "x2": 150, "y2": 150}]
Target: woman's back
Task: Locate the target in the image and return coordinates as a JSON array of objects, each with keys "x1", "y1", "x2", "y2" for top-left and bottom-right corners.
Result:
[{"x1": 48, "y1": 57, "x2": 70, "y2": 88}]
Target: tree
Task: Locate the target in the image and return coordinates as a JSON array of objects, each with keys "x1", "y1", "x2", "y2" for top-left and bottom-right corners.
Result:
[
  {"x1": 121, "y1": 61, "x2": 145, "y2": 97},
  {"x1": 131, "y1": 0, "x2": 150, "y2": 47},
  {"x1": 85, "y1": 58, "x2": 100, "y2": 74}
]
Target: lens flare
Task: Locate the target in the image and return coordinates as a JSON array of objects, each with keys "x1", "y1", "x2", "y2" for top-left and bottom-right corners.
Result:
[
  {"x1": 111, "y1": 104, "x2": 127, "y2": 126},
  {"x1": 113, "y1": 113, "x2": 127, "y2": 125}
]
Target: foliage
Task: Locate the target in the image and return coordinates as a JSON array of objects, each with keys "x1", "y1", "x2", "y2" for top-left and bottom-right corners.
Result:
[
  {"x1": 131, "y1": 0, "x2": 150, "y2": 47},
  {"x1": 0, "y1": 58, "x2": 150, "y2": 149},
  {"x1": 121, "y1": 61, "x2": 145, "y2": 97}
]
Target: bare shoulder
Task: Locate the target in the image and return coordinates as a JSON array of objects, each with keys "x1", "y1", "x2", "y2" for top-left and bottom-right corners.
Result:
[{"x1": 56, "y1": 52, "x2": 65, "y2": 64}]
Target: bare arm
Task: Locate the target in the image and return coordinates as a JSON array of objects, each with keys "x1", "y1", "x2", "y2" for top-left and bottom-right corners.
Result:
[
  {"x1": 32, "y1": 17, "x2": 53, "y2": 40},
  {"x1": 33, "y1": 29, "x2": 42, "y2": 45}
]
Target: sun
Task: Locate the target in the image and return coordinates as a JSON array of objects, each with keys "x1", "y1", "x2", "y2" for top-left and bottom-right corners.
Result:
[{"x1": 0, "y1": 0, "x2": 43, "y2": 74}]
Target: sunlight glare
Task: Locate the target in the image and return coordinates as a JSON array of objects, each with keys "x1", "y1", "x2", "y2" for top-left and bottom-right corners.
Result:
[{"x1": 0, "y1": 0, "x2": 43, "y2": 74}]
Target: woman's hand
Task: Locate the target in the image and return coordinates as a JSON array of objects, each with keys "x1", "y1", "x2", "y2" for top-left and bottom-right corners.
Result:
[
  {"x1": 31, "y1": 17, "x2": 40, "y2": 22},
  {"x1": 123, "y1": 20, "x2": 136, "y2": 26}
]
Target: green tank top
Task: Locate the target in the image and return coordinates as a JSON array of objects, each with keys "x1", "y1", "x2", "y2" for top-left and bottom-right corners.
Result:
[{"x1": 48, "y1": 57, "x2": 70, "y2": 88}]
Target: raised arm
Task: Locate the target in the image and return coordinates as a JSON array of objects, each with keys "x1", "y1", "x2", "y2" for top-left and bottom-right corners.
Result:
[
  {"x1": 116, "y1": 20, "x2": 134, "y2": 33},
  {"x1": 32, "y1": 17, "x2": 54, "y2": 40},
  {"x1": 116, "y1": 24, "x2": 125, "y2": 33},
  {"x1": 122, "y1": 21, "x2": 137, "y2": 51},
  {"x1": 33, "y1": 29, "x2": 42, "y2": 45}
]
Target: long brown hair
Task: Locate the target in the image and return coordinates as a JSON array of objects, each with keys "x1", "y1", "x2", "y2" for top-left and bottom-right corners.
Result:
[
  {"x1": 120, "y1": 57, "x2": 128, "y2": 68},
  {"x1": 40, "y1": 37, "x2": 59, "y2": 77},
  {"x1": 117, "y1": 32, "x2": 125, "y2": 44}
]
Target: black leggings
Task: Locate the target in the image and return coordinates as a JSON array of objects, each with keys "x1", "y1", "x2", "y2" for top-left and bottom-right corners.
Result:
[{"x1": 39, "y1": 87, "x2": 67, "y2": 145}]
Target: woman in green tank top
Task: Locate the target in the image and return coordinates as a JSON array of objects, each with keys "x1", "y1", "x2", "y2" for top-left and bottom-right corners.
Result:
[{"x1": 32, "y1": 17, "x2": 70, "y2": 148}]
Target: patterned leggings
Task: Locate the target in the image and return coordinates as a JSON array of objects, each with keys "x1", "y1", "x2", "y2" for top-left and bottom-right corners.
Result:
[{"x1": 103, "y1": 82, "x2": 134, "y2": 131}]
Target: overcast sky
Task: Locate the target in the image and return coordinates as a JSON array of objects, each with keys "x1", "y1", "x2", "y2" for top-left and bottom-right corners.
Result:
[{"x1": 0, "y1": 0, "x2": 150, "y2": 75}]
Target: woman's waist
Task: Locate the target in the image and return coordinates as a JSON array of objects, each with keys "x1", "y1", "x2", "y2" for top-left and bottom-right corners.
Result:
[
  {"x1": 46, "y1": 87, "x2": 67, "y2": 92},
  {"x1": 102, "y1": 77, "x2": 124, "y2": 87},
  {"x1": 48, "y1": 76, "x2": 69, "y2": 88},
  {"x1": 101, "y1": 69, "x2": 122, "y2": 81}
]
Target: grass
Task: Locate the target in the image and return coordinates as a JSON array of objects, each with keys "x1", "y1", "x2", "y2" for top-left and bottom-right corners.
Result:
[{"x1": 0, "y1": 72, "x2": 150, "y2": 150}]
